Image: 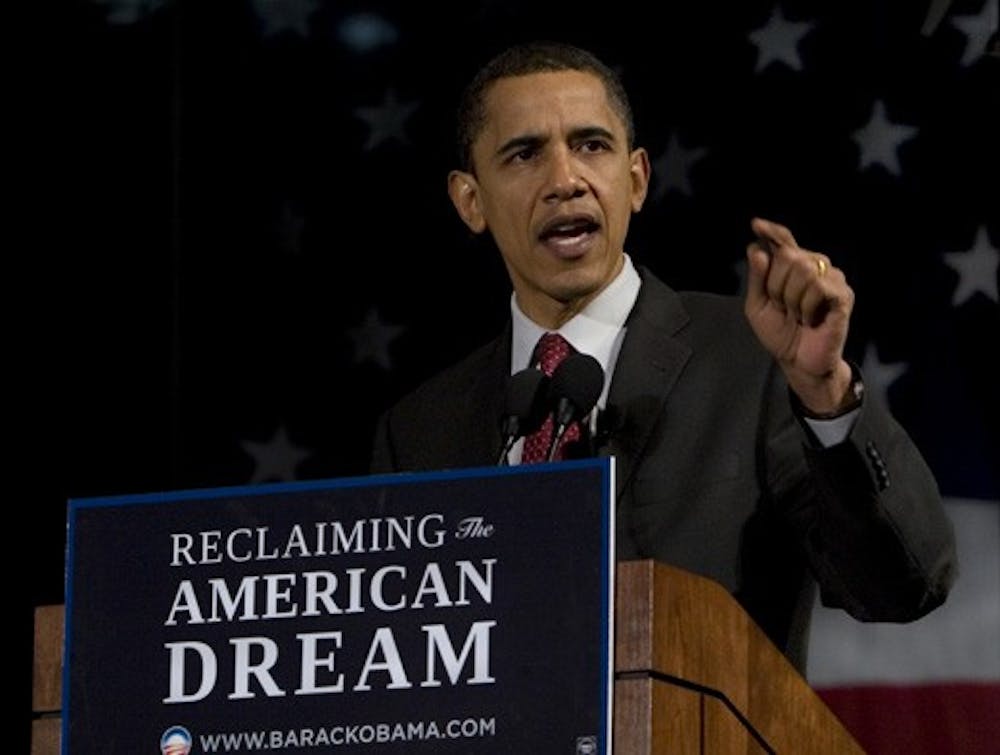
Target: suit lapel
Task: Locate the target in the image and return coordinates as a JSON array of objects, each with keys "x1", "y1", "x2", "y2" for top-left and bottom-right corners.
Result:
[
  {"x1": 466, "y1": 326, "x2": 513, "y2": 466},
  {"x1": 602, "y1": 268, "x2": 692, "y2": 497}
]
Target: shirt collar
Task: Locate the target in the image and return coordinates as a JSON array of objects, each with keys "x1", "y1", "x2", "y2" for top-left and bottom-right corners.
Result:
[{"x1": 510, "y1": 254, "x2": 641, "y2": 375}]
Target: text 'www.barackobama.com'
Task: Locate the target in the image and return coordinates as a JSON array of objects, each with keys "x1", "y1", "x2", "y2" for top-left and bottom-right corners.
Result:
[{"x1": 197, "y1": 717, "x2": 497, "y2": 751}]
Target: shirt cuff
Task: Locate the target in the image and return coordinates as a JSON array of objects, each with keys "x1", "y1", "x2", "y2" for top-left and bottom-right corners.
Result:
[{"x1": 802, "y1": 408, "x2": 861, "y2": 447}]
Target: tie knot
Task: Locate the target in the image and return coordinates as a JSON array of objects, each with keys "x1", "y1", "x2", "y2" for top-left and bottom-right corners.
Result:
[{"x1": 534, "y1": 332, "x2": 573, "y2": 376}]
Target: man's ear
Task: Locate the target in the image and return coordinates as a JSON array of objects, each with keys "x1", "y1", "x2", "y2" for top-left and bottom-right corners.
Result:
[
  {"x1": 629, "y1": 147, "x2": 651, "y2": 213},
  {"x1": 448, "y1": 170, "x2": 487, "y2": 233}
]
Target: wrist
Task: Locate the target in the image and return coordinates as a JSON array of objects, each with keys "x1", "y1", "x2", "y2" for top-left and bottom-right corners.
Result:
[{"x1": 791, "y1": 361, "x2": 864, "y2": 420}]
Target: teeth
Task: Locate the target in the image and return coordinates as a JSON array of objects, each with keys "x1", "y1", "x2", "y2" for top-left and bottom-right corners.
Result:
[
  {"x1": 541, "y1": 217, "x2": 595, "y2": 239},
  {"x1": 550, "y1": 222, "x2": 586, "y2": 234}
]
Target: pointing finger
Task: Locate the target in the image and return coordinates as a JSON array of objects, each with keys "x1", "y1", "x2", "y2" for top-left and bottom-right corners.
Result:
[{"x1": 751, "y1": 216, "x2": 798, "y2": 251}]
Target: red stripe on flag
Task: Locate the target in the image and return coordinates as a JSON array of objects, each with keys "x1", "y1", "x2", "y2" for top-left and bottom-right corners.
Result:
[{"x1": 817, "y1": 682, "x2": 1000, "y2": 755}]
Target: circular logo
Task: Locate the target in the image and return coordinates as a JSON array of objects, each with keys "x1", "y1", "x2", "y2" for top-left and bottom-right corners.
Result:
[{"x1": 161, "y1": 726, "x2": 193, "y2": 755}]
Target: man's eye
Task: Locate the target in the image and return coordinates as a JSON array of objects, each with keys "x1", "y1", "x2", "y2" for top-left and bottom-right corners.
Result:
[
  {"x1": 580, "y1": 140, "x2": 608, "y2": 153},
  {"x1": 512, "y1": 147, "x2": 537, "y2": 162}
]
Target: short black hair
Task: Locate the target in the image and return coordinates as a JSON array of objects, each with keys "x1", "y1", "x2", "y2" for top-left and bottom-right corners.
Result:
[{"x1": 455, "y1": 41, "x2": 635, "y2": 173}]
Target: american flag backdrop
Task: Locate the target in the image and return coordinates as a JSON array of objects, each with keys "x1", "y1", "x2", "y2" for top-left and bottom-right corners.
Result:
[{"x1": 27, "y1": 0, "x2": 998, "y2": 751}]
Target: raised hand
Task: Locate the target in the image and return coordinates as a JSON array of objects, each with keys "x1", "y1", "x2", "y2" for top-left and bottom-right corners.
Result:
[{"x1": 744, "y1": 217, "x2": 856, "y2": 416}]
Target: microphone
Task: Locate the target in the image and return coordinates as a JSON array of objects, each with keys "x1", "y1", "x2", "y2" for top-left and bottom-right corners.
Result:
[
  {"x1": 545, "y1": 353, "x2": 604, "y2": 461},
  {"x1": 497, "y1": 368, "x2": 550, "y2": 465}
]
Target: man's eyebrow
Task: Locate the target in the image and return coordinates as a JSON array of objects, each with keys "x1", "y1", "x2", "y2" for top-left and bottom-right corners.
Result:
[
  {"x1": 495, "y1": 133, "x2": 546, "y2": 159},
  {"x1": 569, "y1": 125, "x2": 616, "y2": 143},
  {"x1": 495, "y1": 125, "x2": 618, "y2": 159}
]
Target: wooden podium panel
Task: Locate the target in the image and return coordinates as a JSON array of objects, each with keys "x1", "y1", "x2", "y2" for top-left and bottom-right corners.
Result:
[
  {"x1": 613, "y1": 560, "x2": 864, "y2": 754},
  {"x1": 32, "y1": 604, "x2": 63, "y2": 755},
  {"x1": 34, "y1": 560, "x2": 864, "y2": 754}
]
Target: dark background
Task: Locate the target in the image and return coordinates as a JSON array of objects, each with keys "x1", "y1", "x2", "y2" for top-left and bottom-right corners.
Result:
[{"x1": 24, "y1": 0, "x2": 998, "y2": 751}]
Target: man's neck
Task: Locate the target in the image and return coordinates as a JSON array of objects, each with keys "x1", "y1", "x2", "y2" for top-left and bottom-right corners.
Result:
[{"x1": 514, "y1": 255, "x2": 627, "y2": 330}]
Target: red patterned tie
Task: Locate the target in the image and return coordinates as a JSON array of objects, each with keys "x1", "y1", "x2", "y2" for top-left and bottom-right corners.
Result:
[{"x1": 521, "y1": 333, "x2": 583, "y2": 463}]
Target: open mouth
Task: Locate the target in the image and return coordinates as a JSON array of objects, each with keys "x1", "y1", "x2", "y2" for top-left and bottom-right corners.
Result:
[{"x1": 539, "y1": 215, "x2": 600, "y2": 243}]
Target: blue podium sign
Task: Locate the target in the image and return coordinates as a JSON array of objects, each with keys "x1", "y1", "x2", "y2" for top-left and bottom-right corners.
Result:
[{"x1": 64, "y1": 458, "x2": 615, "y2": 753}]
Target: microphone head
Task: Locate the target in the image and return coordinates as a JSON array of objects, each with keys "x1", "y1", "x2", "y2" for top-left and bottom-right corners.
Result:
[
  {"x1": 500, "y1": 368, "x2": 550, "y2": 438},
  {"x1": 549, "y1": 353, "x2": 604, "y2": 424}
]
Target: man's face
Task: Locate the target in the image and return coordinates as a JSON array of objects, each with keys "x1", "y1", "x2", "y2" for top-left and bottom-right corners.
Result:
[{"x1": 448, "y1": 70, "x2": 650, "y2": 327}]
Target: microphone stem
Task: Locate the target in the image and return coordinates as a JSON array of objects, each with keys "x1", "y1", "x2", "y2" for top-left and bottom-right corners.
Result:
[
  {"x1": 497, "y1": 436, "x2": 516, "y2": 466},
  {"x1": 545, "y1": 424, "x2": 568, "y2": 462}
]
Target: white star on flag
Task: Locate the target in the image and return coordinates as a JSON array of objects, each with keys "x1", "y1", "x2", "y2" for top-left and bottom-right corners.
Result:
[
  {"x1": 651, "y1": 132, "x2": 709, "y2": 201},
  {"x1": 748, "y1": 7, "x2": 815, "y2": 73},
  {"x1": 860, "y1": 342, "x2": 909, "y2": 410},
  {"x1": 348, "y1": 307, "x2": 405, "y2": 370},
  {"x1": 951, "y1": 1, "x2": 999, "y2": 67},
  {"x1": 354, "y1": 89, "x2": 420, "y2": 151},
  {"x1": 852, "y1": 99, "x2": 919, "y2": 176},
  {"x1": 944, "y1": 225, "x2": 1000, "y2": 306},
  {"x1": 241, "y1": 424, "x2": 313, "y2": 483}
]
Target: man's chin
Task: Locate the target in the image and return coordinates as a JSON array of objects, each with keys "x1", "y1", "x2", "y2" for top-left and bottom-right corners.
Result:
[{"x1": 547, "y1": 268, "x2": 607, "y2": 305}]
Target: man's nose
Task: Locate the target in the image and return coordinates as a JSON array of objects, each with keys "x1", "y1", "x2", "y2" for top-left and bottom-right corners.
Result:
[{"x1": 545, "y1": 148, "x2": 586, "y2": 200}]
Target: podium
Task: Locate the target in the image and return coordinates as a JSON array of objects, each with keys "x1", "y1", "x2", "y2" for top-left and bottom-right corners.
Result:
[
  {"x1": 612, "y1": 560, "x2": 863, "y2": 753},
  {"x1": 33, "y1": 559, "x2": 863, "y2": 753}
]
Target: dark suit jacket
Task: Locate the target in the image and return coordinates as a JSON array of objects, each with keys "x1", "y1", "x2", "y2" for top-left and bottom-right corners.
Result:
[{"x1": 370, "y1": 266, "x2": 957, "y2": 671}]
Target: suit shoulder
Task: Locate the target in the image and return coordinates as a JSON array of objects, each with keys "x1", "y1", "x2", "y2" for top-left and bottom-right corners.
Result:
[
  {"x1": 635, "y1": 265, "x2": 744, "y2": 323},
  {"x1": 386, "y1": 337, "x2": 504, "y2": 414},
  {"x1": 678, "y1": 289, "x2": 744, "y2": 319},
  {"x1": 684, "y1": 290, "x2": 761, "y2": 349}
]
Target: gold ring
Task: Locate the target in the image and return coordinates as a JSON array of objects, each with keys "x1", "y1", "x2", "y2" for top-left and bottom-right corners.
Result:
[{"x1": 815, "y1": 256, "x2": 828, "y2": 277}]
